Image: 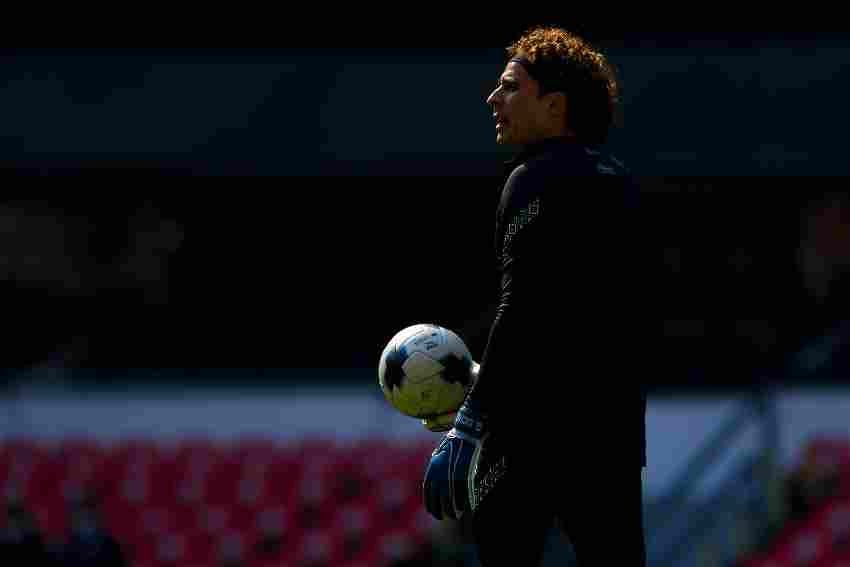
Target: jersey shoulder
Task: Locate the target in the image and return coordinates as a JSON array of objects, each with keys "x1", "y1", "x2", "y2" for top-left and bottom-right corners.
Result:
[
  {"x1": 521, "y1": 142, "x2": 632, "y2": 178},
  {"x1": 582, "y1": 146, "x2": 632, "y2": 177}
]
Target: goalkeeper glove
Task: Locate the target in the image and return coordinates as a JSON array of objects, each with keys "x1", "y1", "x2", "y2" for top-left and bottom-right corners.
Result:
[
  {"x1": 422, "y1": 397, "x2": 487, "y2": 520},
  {"x1": 421, "y1": 411, "x2": 457, "y2": 433}
]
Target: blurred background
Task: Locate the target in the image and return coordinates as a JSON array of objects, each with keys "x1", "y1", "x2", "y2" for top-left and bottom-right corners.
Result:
[{"x1": 2, "y1": 28, "x2": 850, "y2": 567}]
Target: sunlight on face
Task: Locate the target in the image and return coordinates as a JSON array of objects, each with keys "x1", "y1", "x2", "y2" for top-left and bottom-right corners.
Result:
[{"x1": 485, "y1": 60, "x2": 566, "y2": 147}]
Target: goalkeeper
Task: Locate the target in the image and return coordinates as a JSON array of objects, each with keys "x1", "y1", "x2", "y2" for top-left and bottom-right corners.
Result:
[{"x1": 422, "y1": 26, "x2": 650, "y2": 566}]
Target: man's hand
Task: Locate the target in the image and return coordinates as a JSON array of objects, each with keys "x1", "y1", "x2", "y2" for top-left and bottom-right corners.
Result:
[
  {"x1": 422, "y1": 399, "x2": 487, "y2": 520},
  {"x1": 421, "y1": 411, "x2": 457, "y2": 432}
]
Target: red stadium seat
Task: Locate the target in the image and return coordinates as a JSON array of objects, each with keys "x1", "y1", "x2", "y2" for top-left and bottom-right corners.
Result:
[
  {"x1": 293, "y1": 471, "x2": 337, "y2": 530},
  {"x1": 806, "y1": 438, "x2": 850, "y2": 467},
  {"x1": 203, "y1": 456, "x2": 242, "y2": 507},
  {"x1": 172, "y1": 438, "x2": 222, "y2": 481},
  {"x1": 810, "y1": 497, "x2": 850, "y2": 549},
  {"x1": 145, "y1": 457, "x2": 182, "y2": 508},
  {"x1": 113, "y1": 439, "x2": 161, "y2": 470},
  {"x1": 741, "y1": 554, "x2": 791, "y2": 567},
  {"x1": 234, "y1": 474, "x2": 269, "y2": 508},
  {"x1": 58, "y1": 437, "x2": 104, "y2": 471},
  {"x1": 215, "y1": 530, "x2": 248, "y2": 565},
  {"x1": 367, "y1": 475, "x2": 419, "y2": 524},
  {"x1": 228, "y1": 503, "x2": 261, "y2": 539},
  {"x1": 197, "y1": 505, "x2": 235, "y2": 536},
  {"x1": 25, "y1": 455, "x2": 64, "y2": 508},
  {"x1": 3, "y1": 438, "x2": 48, "y2": 463},
  {"x1": 252, "y1": 505, "x2": 299, "y2": 564},
  {"x1": 170, "y1": 503, "x2": 197, "y2": 533},
  {"x1": 295, "y1": 528, "x2": 343, "y2": 567},
  {"x1": 154, "y1": 532, "x2": 187, "y2": 565},
  {"x1": 145, "y1": 506, "x2": 179, "y2": 538},
  {"x1": 263, "y1": 454, "x2": 302, "y2": 507},
  {"x1": 813, "y1": 554, "x2": 850, "y2": 567},
  {"x1": 804, "y1": 437, "x2": 850, "y2": 494},
  {"x1": 324, "y1": 453, "x2": 370, "y2": 507},
  {"x1": 181, "y1": 530, "x2": 218, "y2": 565},
  {"x1": 57, "y1": 438, "x2": 106, "y2": 499},
  {"x1": 813, "y1": 532, "x2": 850, "y2": 567},
  {"x1": 0, "y1": 442, "x2": 11, "y2": 493},
  {"x1": 97, "y1": 445, "x2": 134, "y2": 502},
  {"x1": 330, "y1": 503, "x2": 373, "y2": 563},
  {"x1": 294, "y1": 437, "x2": 337, "y2": 460},
  {"x1": 101, "y1": 498, "x2": 140, "y2": 545},
  {"x1": 831, "y1": 544, "x2": 850, "y2": 564},
  {"x1": 174, "y1": 473, "x2": 206, "y2": 508},
  {"x1": 126, "y1": 533, "x2": 158, "y2": 566},
  {"x1": 763, "y1": 543, "x2": 795, "y2": 567},
  {"x1": 119, "y1": 472, "x2": 151, "y2": 508},
  {"x1": 31, "y1": 502, "x2": 67, "y2": 540},
  {"x1": 769, "y1": 522, "x2": 830, "y2": 567}
]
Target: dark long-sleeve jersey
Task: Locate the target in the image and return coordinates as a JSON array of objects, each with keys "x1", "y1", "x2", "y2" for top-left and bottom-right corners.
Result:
[{"x1": 467, "y1": 136, "x2": 651, "y2": 467}]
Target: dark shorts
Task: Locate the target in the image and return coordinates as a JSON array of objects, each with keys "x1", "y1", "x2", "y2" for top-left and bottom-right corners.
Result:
[{"x1": 469, "y1": 434, "x2": 647, "y2": 567}]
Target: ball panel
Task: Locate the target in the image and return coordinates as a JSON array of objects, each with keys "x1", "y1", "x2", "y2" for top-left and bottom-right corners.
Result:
[
  {"x1": 401, "y1": 352, "x2": 445, "y2": 383},
  {"x1": 377, "y1": 323, "x2": 475, "y2": 419}
]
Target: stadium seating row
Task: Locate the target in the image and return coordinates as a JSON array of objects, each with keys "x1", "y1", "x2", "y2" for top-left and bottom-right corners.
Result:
[
  {"x1": 1, "y1": 436, "x2": 439, "y2": 567},
  {"x1": 742, "y1": 437, "x2": 850, "y2": 567}
]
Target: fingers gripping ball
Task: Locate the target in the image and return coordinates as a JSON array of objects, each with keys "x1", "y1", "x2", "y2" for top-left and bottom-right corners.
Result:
[
  {"x1": 421, "y1": 411, "x2": 457, "y2": 433},
  {"x1": 378, "y1": 324, "x2": 476, "y2": 420}
]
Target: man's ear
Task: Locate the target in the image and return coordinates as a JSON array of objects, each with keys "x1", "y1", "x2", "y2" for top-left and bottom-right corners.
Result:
[{"x1": 545, "y1": 91, "x2": 568, "y2": 120}]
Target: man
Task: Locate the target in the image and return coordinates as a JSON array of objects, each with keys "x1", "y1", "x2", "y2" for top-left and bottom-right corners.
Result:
[{"x1": 423, "y1": 26, "x2": 650, "y2": 566}]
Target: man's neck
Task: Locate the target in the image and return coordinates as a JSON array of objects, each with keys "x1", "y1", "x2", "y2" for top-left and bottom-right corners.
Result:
[{"x1": 519, "y1": 134, "x2": 577, "y2": 155}]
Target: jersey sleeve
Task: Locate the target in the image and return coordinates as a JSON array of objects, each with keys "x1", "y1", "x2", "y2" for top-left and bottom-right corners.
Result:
[{"x1": 466, "y1": 163, "x2": 554, "y2": 414}]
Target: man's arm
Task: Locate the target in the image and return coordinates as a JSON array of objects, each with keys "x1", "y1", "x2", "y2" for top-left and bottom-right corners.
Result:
[
  {"x1": 463, "y1": 164, "x2": 551, "y2": 416},
  {"x1": 422, "y1": 164, "x2": 549, "y2": 520}
]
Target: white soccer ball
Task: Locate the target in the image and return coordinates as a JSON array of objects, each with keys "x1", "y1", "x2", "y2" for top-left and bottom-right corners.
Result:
[{"x1": 378, "y1": 323, "x2": 476, "y2": 419}]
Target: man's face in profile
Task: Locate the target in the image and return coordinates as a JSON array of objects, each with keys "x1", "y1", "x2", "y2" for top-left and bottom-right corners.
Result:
[{"x1": 486, "y1": 60, "x2": 560, "y2": 147}]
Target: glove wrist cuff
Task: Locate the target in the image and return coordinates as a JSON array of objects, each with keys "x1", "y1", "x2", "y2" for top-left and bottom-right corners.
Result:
[{"x1": 454, "y1": 400, "x2": 488, "y2": 438}]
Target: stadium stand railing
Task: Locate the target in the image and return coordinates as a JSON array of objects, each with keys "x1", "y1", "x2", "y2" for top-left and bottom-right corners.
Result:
[{"x1": 644, "y1": 389, "x2": 783, "y2": 567}]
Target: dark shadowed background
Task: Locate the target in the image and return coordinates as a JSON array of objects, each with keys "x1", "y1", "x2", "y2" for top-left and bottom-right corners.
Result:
[{"x1": 1, "y1": 32, "x2": 849, "y2": 391}]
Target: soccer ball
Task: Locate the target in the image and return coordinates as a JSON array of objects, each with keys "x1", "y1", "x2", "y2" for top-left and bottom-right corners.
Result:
[{"x1": 378, "y1": 323, "x2": 476, "y2": 419}]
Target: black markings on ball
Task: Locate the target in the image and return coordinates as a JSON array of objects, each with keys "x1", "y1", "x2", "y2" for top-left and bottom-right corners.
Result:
[
  {"x1": 383, "y1": 344, "x2": 407, "y2": 391},
  {"x1": 441, "y1": 354, "x2": 473, "y2": 386}
]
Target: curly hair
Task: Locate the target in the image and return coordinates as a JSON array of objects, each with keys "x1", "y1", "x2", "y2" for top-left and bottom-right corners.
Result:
[{"x1": 507, "y1": 26, "x2": 620, "y2": 145}]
